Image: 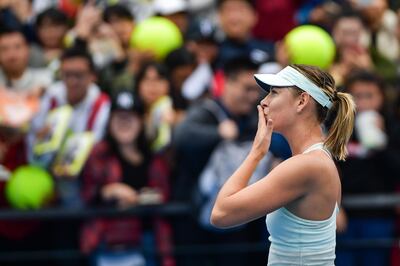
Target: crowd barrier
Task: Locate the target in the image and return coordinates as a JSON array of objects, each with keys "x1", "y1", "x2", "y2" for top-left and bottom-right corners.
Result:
[
  {"x1": 0, "y1": 194, "x2": 399, "y2": 263},
  {"x1": 1, "y1": 194, "x2": 398, "y2": 220}
]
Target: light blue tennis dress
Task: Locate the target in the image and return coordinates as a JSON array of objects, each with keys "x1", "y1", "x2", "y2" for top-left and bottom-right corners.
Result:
[{"x1": 266, "y1": 143, "x2": 338, "y2": 266}]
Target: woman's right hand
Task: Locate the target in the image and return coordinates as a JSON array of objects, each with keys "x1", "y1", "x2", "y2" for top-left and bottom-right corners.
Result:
[
  {"x1": 101, "y1": 183, "x2": 139, "y2": 208},
  {"x1": 251, "y1": 105, "x2": 273, "y2": 160}
]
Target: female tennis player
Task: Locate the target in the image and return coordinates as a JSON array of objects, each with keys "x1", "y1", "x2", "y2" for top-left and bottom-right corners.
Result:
[{"x1": 211, "y1": 64, "x2": 355, "y2": 265}]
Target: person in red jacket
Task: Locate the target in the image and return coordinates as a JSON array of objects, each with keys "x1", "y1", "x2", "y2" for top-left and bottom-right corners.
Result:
[{"x1": 80, "y1": 90, "x2": 175, "y2": 266}]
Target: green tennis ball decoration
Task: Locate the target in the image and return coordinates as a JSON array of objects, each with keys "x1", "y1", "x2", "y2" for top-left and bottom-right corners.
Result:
[
  {"x1": 5, "y1": 165, "x2": 54, "y2": 209},
  {"x1": 130, "y1": 16, "x2": 183, "y2": 60},
  {"x1": 284, "y1": 25, "x2": 336, "y2": 70}
]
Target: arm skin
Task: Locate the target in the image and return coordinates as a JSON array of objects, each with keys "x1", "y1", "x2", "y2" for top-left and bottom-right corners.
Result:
[{"x1": 210, "y1": 152, "x2": 317, "y2": 228}]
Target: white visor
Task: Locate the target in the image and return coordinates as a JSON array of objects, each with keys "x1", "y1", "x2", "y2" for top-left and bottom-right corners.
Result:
[{"x1": 254, "y1": 66, "x2": 333, "y2": 109}]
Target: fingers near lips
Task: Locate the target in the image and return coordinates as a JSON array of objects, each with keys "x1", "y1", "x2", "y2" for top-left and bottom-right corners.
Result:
[
  {"x1": 257, "y1": 105, "x2": 265, "y2": 124},
  {"x1": 258, "y1": 105, "x2": 273, "y2": 131},
  {"x1": 258, "y1": 105, "x2": 269, "y2": 121}
]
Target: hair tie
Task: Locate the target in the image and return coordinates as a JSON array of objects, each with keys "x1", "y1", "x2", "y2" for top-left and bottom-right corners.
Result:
[{"x1": 333, "y1": 91, "x2": 338, "y2": 101}]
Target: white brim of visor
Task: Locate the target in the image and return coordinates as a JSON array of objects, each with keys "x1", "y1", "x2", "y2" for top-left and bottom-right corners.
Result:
[
  {"x1": 254, "y1": 74, "x2": 294, "y2": 91},
  {"x1": 254, "y1": 66, "x2": 333, "y2": 109}
]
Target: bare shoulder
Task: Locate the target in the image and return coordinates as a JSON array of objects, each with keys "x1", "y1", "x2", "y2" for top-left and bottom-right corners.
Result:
[
  {"x1": 273, "y1": 152, "x2": 340, "y2": 220},
  {"x1": 270, "y1": 152, "x2": 336, "y2": 184},
  {"x1": 297, "y1": 151, "x2": 335, "y2": 171}
]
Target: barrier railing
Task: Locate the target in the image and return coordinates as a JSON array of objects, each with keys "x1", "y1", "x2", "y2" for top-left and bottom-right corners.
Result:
[
  {"x1": 0, "y1": 194, "x2": 399, "y2": 263},
  {"x1": 0, "y1": 202, "x2": 191, "y2": 220},
  {"x1": 0, "y1": 193, "x2": 398, "y2": 220},
  {"x1": 341, "y1": 193, "x2": 400, "y2": 209}
]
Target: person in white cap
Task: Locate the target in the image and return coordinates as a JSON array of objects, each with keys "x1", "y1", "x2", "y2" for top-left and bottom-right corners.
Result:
[
  {"x1": 211, "y1": 64, "x2": 356, "y2": 265},
  {"x1": 153, "y1": 0, "x2": 189, "y2": 34}
]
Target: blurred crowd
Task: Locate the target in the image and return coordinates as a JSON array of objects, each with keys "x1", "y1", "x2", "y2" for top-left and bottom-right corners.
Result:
[{"x1": 1, "y1": 0, "x2": 400, "y2": 265}]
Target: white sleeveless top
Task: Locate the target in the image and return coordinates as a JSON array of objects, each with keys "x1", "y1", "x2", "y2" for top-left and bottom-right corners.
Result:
[{"x1": 266, "y1": 142, "x2": 338, "y2": 265}]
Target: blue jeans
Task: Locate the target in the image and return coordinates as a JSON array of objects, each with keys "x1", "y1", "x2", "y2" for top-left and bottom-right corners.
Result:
[{"x1": 336, "y1": 218, "x2": 394, "y2": 266}]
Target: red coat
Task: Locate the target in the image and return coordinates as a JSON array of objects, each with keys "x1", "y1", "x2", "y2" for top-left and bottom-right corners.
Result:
[{"x1": 80, "y1": 141, "x2": 175, "y2": 266}]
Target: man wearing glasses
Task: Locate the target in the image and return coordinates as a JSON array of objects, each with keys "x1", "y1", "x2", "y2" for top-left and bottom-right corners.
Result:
[{"x1": 28, "y1": 47, "x2": 110, "y2": 169}]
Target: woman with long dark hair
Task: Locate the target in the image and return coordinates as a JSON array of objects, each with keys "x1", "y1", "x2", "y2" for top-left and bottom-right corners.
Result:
[{"x1": 80, "y1": 90, "x2": 174, "y2": 266}]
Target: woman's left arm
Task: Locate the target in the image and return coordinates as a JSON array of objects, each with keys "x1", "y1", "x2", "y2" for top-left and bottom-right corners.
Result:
[{"x1": 211, "y1": 155, "x2": 315, "y2": 228}]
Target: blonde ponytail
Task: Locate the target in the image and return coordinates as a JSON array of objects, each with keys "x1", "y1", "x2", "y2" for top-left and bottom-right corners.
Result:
[{"x1": 324, "y1": 92, "x2": 356, "y2": 161}]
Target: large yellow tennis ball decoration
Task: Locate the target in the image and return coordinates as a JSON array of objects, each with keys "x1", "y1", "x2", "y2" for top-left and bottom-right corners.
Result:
[
  {"x1": 5, "y1": 165, "x2": 54, "y2": 210},
  {"x1": 130, "y1": 16, "x2": 183, "y2": 61},
  {"x1": 284, "y1": 25, "x2": 336, "y2": 70}
]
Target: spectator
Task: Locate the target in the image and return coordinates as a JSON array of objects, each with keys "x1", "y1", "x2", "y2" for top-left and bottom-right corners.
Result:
[
  {"x1": 186, "y1": 19, "x2": 220, "y2": 67},
  {"x1": 0, "y1": 0, "x2": 37, "y2": 41},
  {"x1": 0, "y1": 2, "x2": 23, "y2": 30},
  {"x1": 153, "y1": 0, "x2": 189, "y2": 36},
  {"x1": 184, "y1": 20, "x2": 220, "y2": 102},
  {"x1": 215, "y1": 0, "x2": 275, "y2": 68},
  {"x1": 30, "y1": 7, "x2": 69, "y2": 70},
  {"x1": 103, "y1": 4, "x2": 135, "y2": 52},
  {"x1": 174, "y1": 57, "x2": 262, "y2": 201},
  {"x1": 330, "y1": 10, "x2": 374, "y2": 87},
  {"x1": 335, "y1": 2, "x2": 398, "y2": 83},
  {"x1": 336, "y1": 70, "x2": 400, "y2": 266},
  {"x1": 0, "y1": 26, "x2": 55, "y2": 264},
  {"x1": 98, "y1": 4, "x2": 146, "y2": 95},
  {"x1": 80, "y1": 90, "x2": 174, "y2": 266},
  {"x1": 0, "y1": 12, "x2": 53, "y2": 247},
  {"x1": 103, "y1": 3, "x2": 154, "y2": 69},
  {"x1": 29, "y1": 47, "x2": 110, "y2": 151},
  {"x1": 27, "y1": 48, "x2": 110, "y2": 208},
  {"x1": 296, "y1": 0, "x2": 343, "y2": 30},
  {"x1": 0, "y1": 26, "x2": 52, "y2": 95},
  {"x1": 172, "y1": 57, "x2": 264, "y2": 266},
  {"x1": 135, "y1": 62, "x2": 175, "y2": 153},
  {"x1": 350, "y1": 0, "x2": 399, "y2": 62},
  {"x1": 165, "y1": 47, "x2": 197, "y2": 123},
  {"x1": 329, "y1": 8, "x2": 397, "y2": 87},
  {"x1": 66, "y1": 3, "x2": 126, "y2": 71}
]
